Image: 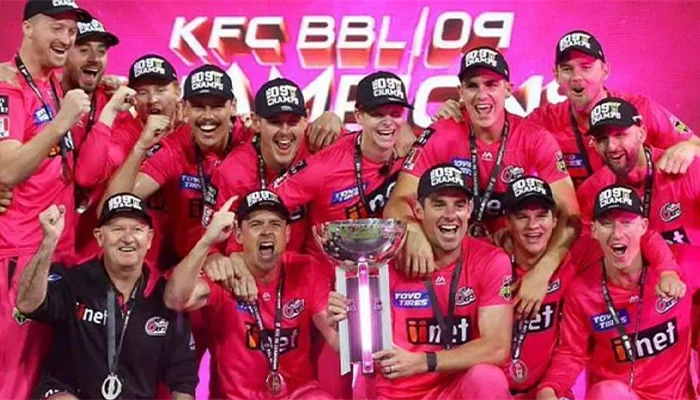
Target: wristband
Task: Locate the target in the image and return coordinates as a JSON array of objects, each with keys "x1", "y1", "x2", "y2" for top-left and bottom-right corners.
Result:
[{"x1": 426, "y1": 351, "x2": 437, "y2": 372}]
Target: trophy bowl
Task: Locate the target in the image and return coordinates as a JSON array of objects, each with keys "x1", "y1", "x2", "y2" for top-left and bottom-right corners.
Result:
[{"x1": 313, "y1": 218, "x2": 407, "y2": 265}]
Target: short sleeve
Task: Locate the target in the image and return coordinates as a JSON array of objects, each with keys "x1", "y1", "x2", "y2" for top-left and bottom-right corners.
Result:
[
  {"x1": 140, "y1": 142, "x2": 177, "y2": 186},
  {"x1": 529, "y1": 127, "x2": 570, "y2": 183},
  {"x1": 0, "y1": 86, "x2": 27, "y2": 142},
  {"x1": 477, "y1": 250, "x2": 512, "y2": 307}
]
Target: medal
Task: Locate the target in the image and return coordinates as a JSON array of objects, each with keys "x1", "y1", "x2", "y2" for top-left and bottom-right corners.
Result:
[
  {"x1": 265, "y1": 371, "x2": 286, "y2": 396},
  {"x1": 508, "y1": 359, "x2": 528, "y2": 383},
  {"x1": 468, "y1": 223, "x2": 489, "y2": 238},
  {"x1": 101, "y1": 373, "x2": 122, "y2": 400}
]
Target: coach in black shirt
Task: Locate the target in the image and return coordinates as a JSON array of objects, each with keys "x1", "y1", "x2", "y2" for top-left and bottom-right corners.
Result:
[{"x1": 15, "y1": 193, "x2": 197, "y2": 399}]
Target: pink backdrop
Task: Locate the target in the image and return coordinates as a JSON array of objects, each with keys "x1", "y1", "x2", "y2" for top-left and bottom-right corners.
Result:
[{"x1": 1, "y1": 0, "x2": 699, "y2": 130}]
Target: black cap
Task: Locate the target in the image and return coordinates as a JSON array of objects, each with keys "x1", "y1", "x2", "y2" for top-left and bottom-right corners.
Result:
[
  {"x1": 458, "y1": 47, "x2": 510, "y2": 82},
  {"x1": 183, "y1": 64, "x2": 234, "y2": 101},
  {"x1": 593, "y1": 184, "x2": 644, "y2": 220},
  {"x1": 99, "y1": 193, "x2": 152, "y2": 227},
  {"x1": 504, "y1": 176, "x2": 556, "y2": 214},
  {"x1": 556, "y1": 30, "x2": 605, "y2": 64},
  {"x1": 128, "y1": 54, "x2": 177, "y2": 88},
  {"x1": 587, "y1": 97, "x2": 642, "y2": 137},
  {"x1": 237, "y1": 190, "x2": 290, "y2": 223},
  {"x1": 417, "y1": 164, "x2": 472, "y2": 200},
  {"x1": 24, "y1": 0, "x2": 91, "y2": 22},
  {"x1": 76, "y1": 18, "x2": 119, "y2": 48},
  {"x1": 255, "y1": 78, "x2": 306, "y2": 118},
  {"x1": 355, "y1": 71, "x2": 412, "y2": 110}
]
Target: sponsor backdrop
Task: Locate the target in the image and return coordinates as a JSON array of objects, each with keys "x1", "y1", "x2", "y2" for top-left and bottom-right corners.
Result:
[{"x1": 0, "y1": 0, "x2": 697, "y2": 397}]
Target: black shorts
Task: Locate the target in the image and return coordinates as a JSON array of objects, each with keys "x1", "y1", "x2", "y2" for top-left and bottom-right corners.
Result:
[{"x1": 33, "y1": 375, "x2": 76, "y2": 400}]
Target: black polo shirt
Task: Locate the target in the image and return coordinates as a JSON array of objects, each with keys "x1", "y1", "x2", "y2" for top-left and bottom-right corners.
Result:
[{"x1": 26, "y1": 259, "x2": 198, "y2": 398}]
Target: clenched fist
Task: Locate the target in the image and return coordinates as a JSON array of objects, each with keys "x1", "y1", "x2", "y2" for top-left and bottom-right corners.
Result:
[
  {"x1": 56, "y1": 89, "x2": 91, "y2": 132},
  {"x1": 137, "y1": 114, "x2": 171, "y2": 150},
  {"x1": 106, "y1": 86, "x2": 136, "y2": 113},
  {"x1": 39, "y1": 204, "x2": 66, "y2": 245}
]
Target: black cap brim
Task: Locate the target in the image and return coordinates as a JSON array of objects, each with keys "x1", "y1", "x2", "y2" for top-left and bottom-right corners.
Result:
[
  {"x1": 128, "y1": 75, "x2": 176, "y2": 88},
  {"x1": 418, "y1": 184, "x2": 472, "y2": 201},
  {"x1": 77, "y1": 31, "x2": 119, "y2": 48},
  {"x1": 42, "y1": 6, "x2": 92, "y2": 22},
  {"x1": 256, "y1": 106, "x2": 307, "y2": 119},
  {"x1": 358, "y1": 98, "x2": 413, "y2": 110},
  {"x1": 556, "y1": 47, "x2": 604, "y2": 64},
  {"x1": 99, "y1": 210, "x2": 152, "y2": 227},
  {"x1": 238, "y1": 202, "x2": 291, "y2": 223},
  {"x1": 586, "y1": 120, "x2": 635, "y2": 137},
  {"x1": 506, "y1": 195, "x2": 556, "y2": 214},
  {"x1": 458, "y1": 66, "x2": 509, "y2": 82},
  {"x1": 183, "y1": 90, "x2": 234, "y2": 101}
]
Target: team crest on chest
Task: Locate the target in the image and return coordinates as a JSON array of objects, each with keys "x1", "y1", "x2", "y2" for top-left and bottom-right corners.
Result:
[
  {"x1": 500, "y1": 165, "x2": 524, "y2": 184},
  {"x1": 660, "y1": 202, "x2": 682, "y2": 223},
  {"x1": 283, "y1": 298, "x2": 305, "y2": 320}
]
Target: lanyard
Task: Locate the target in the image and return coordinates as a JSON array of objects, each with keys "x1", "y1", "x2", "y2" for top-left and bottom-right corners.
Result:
[
  {"x1": 568, "y1": 110, "x2": 594, "y2": 177},
  {"x1": 601, "y1": 260, "x2": 647, "y2": 388},
  {"x1": 424, "y1": 256, "x2": 463, "y2": 350},
  {"x1": 640, "y1": 145, "x2": 654, "y2": 218},
  {"x1": 106, "y1": 278, "x2": 142, "y2": 376},
  {"x1": 353, "y1": 133, "x2": 395, "y2": 217},
  {"x1": 252, "y1": 134, "x2": 268, "y2": 187},
  {"x1": 469, "y1": 119, "x2": 510, "y2": 224},
  {"x1": 247, "y1": 268, "x2": 285, "y2": 373},
  {"x1": 509, "y1": 255, "x2": 529, "y2": 360}
]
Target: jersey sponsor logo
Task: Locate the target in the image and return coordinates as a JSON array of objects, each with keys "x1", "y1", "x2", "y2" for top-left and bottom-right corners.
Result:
[
  {"x1": 590, "y1": 309, "x2": 630, "y2": 332},
  {"x1": 670, "y1": 116, "x2": 690, "y2": 134},
  {"x1": 34, "y1": 107, "x2": 52, "y2": 125},
  {"x1": 555, "y1": 151, "x2": 567, "y2": 173},
  {"x1": 402, "y1": 147, "x2": 420, "y2": 171},
  {"x1": 393, "y1": 291, "x2": 430, "y2": 308},
  {"x1": 481, "y1": 151, "x2": 493, "y2": 161},
  {"x1": 283, "y1": 298, "x2": 305, "y2": 320},
  {"x1": 76, "y1": 303, "x2": 107, "y2": 326},
  {"x1": 435, "y1": 276, "x2": 446, "y2": 286},
  {"x1": 245, "y1": 322, "x2": 300, "y2": 354},
  {"x1": 344, "y1": 171, "x2": 399, "y2": 219},
  {"x1": 13, "y1": 307, "x2": 29, "y2": 326},
  {"x1": 500, "y1": 165, "x2": 524, "y2": 184},
  {"x1": 47, "y1": 273, "x2": 63, "y2": 283},
  {"x1": 406, "y1": 316, "x2": 471, "y2": 346},
  {"x1": 331, "y1": 184, "x2": 362, "y2": 205},
  {"x1": 144, "y1": 316, "x2": 169, "y2": 336},
  {"x1": 522, "y1": 302, "x2": 557, "y2": 333},
  {"x1": 547, "y1": 278, "x2": 561, "y2": 294},
  {"x1": 611, "y1": 319, "x2": 678, "y2": 362},
  {"x1": 145, "y1": 143, "x2": 162, "y2": 158},
  {"x1": 415, "y1": 128, "x2": 435, "y2": 147},
  {"x1": 563, "y1": 153, "x2": 586, "y2": 169},
  {"x1": 661, "y1": 227, "x2": 691, "y2": 245},
  {"x1": 0, "y1": 116, "x2": 8, "y2": 138},
  {"x1": 660, "y1": 202, "x2": 682, "y2": 223},
  {"x1": 0, "y1": 95, "x2": 8, "y2": 115},
  {"x1": 180, "y1": 174, "x2": 207, "y2": 191},
  {"x1": 451, "y1": 157, "x2": 473, "y2": 176},
  {"x1": 499, "y1": 276, "x2": 512, "y2": 300},
  {"x1": 455, "y1": 287, "x2": 476, "y2": 306},
  {"x1": 655, "y1": 296, "x2": 678, "y2": 315}
]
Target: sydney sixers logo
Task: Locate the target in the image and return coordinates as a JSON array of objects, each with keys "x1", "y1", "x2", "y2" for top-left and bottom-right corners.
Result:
[
  {"x1": 660, "y1": 202, "x2": 682, "y2": 223},
  {"x1": 500, "y1": 165, "x2": 524, "y2": 184},
  {"x1": 283, "y1": 298, "x2": 305, "y2": 319}
]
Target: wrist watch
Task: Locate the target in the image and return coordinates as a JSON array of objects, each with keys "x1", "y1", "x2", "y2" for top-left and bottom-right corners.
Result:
[{"x1": 426, "y1": 351, "x2": 437, "y2": 372}]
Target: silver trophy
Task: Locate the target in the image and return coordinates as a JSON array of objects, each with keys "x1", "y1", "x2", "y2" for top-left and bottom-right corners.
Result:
[{"x1": 314, "y1": 219, "x2": 407, "y2": 375}]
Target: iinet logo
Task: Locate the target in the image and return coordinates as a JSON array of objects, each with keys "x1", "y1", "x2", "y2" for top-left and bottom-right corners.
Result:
[{"x1": 76, "y1": 303, "x2": 108, "y2": 326}]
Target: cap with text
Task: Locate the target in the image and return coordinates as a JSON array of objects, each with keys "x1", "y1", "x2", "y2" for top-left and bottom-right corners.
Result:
[
  {"x1": 593, "y1": 184, "x2": 643, "y2": 220},
  {"x1": 556, "y1": 30, "x2": 605, "y2": 63},
  {"x1": 503, "y1": 176, "x2": 556, "y2": 213},
  {"x1": 355, "y1": 71, "x2": 412, "y2": 110},
  {"x1": 128, "y1": 54, "x2": 177, "y2": 87},
  {"x1": 76, "y1": 18, "x2": 119, "y2": 47},
  {"x1": 99, "y1": 193, "x2": 152, "y2": 227},
  {"x1": 237, "y1": 189, "x2": 290, "y2": 223},
  {"x1": 255, "y1": 78, "x2": 306, "y2": 118},
  {"x1": 24, "y1": 0, "x2": 91, "y2": 22},
  {"x1": 183, "y1": 64, "x2": 234, "y2": 100},
  {"x1": 587, "y1": 97, "x2": 641, "y2": 137},
  {"x1": 459, "y1": 47, "x2": 510, "y2": 81},
  {"x1": 418, "y1": 163, "x2": 472, "y2": 200}
]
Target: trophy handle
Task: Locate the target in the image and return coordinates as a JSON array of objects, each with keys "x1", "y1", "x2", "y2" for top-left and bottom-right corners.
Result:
[
  {"x1": 357, "y1": 259, "x2": 375, "y2": 375},
  {"x1": 335, "y1": 267, "x2": 351, "y2": 376}
]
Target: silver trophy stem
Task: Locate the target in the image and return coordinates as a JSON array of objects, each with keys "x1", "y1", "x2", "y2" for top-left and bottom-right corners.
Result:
[
  {"x1": 357, "y1": 258, "x2": 374, "y2": 374},
  {"x1": 336, "y1": 266, "x2": 351, "y2": 376},
  {"x1": 378, "y1": 263, "x2": 392, "y2": 350}
]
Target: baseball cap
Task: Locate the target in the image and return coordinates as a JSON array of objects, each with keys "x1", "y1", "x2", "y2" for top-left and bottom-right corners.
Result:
[
  {"x1": 255, "y1": 78, "x2": 306, "y2": 119},
  {"x1": 593, "y1": 184, "x2": 644, "y2": 220},
  {"x1": 99, "y1": 193, "x2": 152, "y2": 227},
  {"x1": 458, "y1": 47, "x2": 510, "y2": 82},
  {"x1": 355, "y1": 71, "x2": 412, "y2": 110},
  {"x1": 587, "y1": 97, "x2": 642, "y2": 137},
  {"x1": 24, "y1": 0, "x2": 91, "y2": 22},
  {"x1": 128, "y1": 54, "x2": 177, "y2": 88},
  {"x1": 183, "y1": 64, "x2": 235, "y2": 101},
  {"x1": 237, "y1": 190, "x2": 290, "y2": 223},
  {"x1": 417, "y1": 164, "x2": 472, "y2": 200},
  {"x1": 76, "y1": 18, "x2": 119, "y2": 48},
  {"x1": 503, "y1": 176, "x2": 556, "y2": 214},
  {"x1": 556, "y1": 30, "x2": 605, "y2": 64}
]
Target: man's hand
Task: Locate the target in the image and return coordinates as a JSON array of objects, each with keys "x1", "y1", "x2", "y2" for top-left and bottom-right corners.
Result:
[
  {"x1": 431, "y1": 98, "x2": 464, "y2": 123},
  {"x1": 201, "y1": 197, "x2": 237, "y2": 247},
  {"x1": 307, "y1": 111, "x2": 342, "y2": 153},
  {"x1": 137, "y1": 114, "x2": 171, "y2": 150},
  {"x1": 101, "y1": 74, "x2": 125, "y2": 97},
  {"x1": 535, "y1": 387, "x2": 559, "y2": 400},
  {"x1": 229, "y1": 253, "x2": 257, "y2": 303},
  {"x1": 326, "y1": 291, "x2": 349, "y2": 329},
  {"x1": 55, "y1": 89, "x2": 91, "y2": 132},
  {"x1": 0, "y1": 62, "x2": 19, "y2": 87},
  {"x1": 39, "y1": 204, "x2": 66, "y2": 245},
  {"x1": 393, "y1": 122, "x2": 416, "y2": 158},
  {"x1": 657, "y1": 141, "x2": 697, "y2": 174},
  {"x1": 656, "y1": 270, "x2": 687, "y2": 298},
  {"x1": 402, "y1": 225, "x2": 436, "y2": 279},
  {"x1": 373, "y1": 346, "x2": 427, "y2": 380},
  {"x1": 0, "y1": 185, "x2": 13, "y2": 213},
  {"x1": 106, "y1": 86, "x2": 136, "y2": 113},
  {"x1": 513, "y1": 267, "x2": 549, "y2": 319}
]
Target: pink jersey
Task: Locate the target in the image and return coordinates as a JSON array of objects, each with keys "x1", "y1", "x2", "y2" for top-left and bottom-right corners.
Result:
[
  {"x1": 0, "y1": 68, "x2": 75, "y2": 259},
  {"x1": 538, "y1": 257, "x2": 694, "y2": 400},
  {"x1": 505, "y1": 255, "x2": 577, "y2": 394},
  {"x1": 577, "y1": 147, "x2": 700, "y2": 248},
  {"x1": 272, "y1": 133, "x2": 404, "y2": 262},
  {"x1": 528, "y1": 90, "x2": 695, "y2": 187},
  {"x1": 202, "y1": 252, "x2": 330, "y2": 399},
  {"x1": 374, "y1": 237, "x2": 512, "y2": 399},
  {"x1": 404, "y1": 112, "x2": 569, "y2": 234},
  {"x1": 205, "y1": 137, "x2": 310, "y2": 255}
]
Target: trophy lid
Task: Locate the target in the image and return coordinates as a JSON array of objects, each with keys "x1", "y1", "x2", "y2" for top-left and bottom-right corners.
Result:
[{"x1": 313, "y1": 219, "x2": 407, "y2": 264}]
